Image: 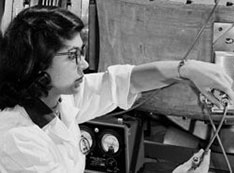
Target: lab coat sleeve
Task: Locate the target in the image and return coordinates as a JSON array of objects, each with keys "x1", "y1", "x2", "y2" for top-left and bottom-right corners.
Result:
[
  {"x1": 74, "y1": 64, "x2": 140, "y2": 123},
  {"x1": 0, "y1": 128, "x2": 67, "y2": 173}
]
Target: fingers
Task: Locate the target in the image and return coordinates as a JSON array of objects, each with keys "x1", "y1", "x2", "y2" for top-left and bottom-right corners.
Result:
[
  {"x1": 172, "y1": 149, "x2": 210, "y2": 173},
  {"x1": 211, "y1": 87, "x2": 234, "y2": 107},
  {"x1": 193, "y1": 149, "x2": 204, "y2": 158},
  {"x1": 200, "y1": 83, "x2": 234, "y2": 109},
  {"x1": 182, "y1": 149, "x2": 205, "y2": 167},
  {"x1": 191, "y1": 149, "x2": 205, "y2": 165},
  {"x1": 224, "y1": 88, "x2": 234, "y2": 105},
  {"x1": 200, "y1": 89, "x2": 223, "y2": 108},
  {"x1": 215, "y1": 69, "x2": 234, "y2": 104},
  {"x1": 199, "y1": 150, "x2": 211, "y2": 167},
  {"x1": 224, "y1": 72, "x2": 233, "y2": 85},
  {"x1": 194, "y1": 62, "x2": 234, "y2": 107},
  {"x1": 195, "y1": 150, "x2": 211, "y2": 173},
  {"x1": 219, "y1": 64, "x2": 234, "y2": 85}
]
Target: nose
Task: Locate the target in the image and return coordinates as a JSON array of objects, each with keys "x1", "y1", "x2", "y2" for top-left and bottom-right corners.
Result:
[{"x1": 79, "y1": 55, "x2": 89, "y2": 71}]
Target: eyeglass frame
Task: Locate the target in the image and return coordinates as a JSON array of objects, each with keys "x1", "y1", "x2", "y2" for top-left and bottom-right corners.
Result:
[{"x1": 55, "y1": 45, "x2": 86, "y2": 65}]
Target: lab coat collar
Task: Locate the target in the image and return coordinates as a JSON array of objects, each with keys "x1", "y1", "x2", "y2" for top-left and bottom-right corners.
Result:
[
  {"x1": 21, "y1": 96, "x2": 79, "y2": 145},
  {"x1": 23, "y1": 98, "x2": 55, "y2": 128}
]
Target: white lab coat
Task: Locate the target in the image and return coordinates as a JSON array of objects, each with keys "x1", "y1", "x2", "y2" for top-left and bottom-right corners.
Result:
[{"x1": 0, "y1": 65, "x2": 139, "y2": 173}]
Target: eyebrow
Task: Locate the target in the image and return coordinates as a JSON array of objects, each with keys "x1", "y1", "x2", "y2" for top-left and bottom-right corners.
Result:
[
  {"x1": 68, "y1": 45, "x2": 85, "y2": 51},
  {"x1": 68, "y1": 46, "x2": 79, "y2": 52}
]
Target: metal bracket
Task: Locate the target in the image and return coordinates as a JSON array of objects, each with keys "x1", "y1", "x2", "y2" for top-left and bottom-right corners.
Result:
[{"x1": 213, "y1": 22, "x2": 234, "y2": 52}]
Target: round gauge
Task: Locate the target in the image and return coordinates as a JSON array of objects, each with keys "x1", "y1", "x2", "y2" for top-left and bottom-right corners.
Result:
[
  {"x1": 101, "y1": 134, "x2": 120, "y2": 154},
  {"x1": 80, "y1": 130, "x2": 93, "y2": 148}
]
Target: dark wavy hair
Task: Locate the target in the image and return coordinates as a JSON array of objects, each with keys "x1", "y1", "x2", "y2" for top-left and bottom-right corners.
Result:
[{"x1": 0, "y1": 6, "x2": 84, "y2": 109}]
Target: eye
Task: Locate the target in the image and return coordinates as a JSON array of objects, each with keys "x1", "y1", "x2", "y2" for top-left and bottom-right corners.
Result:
[{"x1": 67, "y1": 51, "x2": 77, "y2": 61}]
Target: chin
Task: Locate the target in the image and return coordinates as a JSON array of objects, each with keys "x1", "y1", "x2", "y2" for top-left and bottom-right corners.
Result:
[{"x1": 70, "y1": 84, "x2": 81, "y2": 94}]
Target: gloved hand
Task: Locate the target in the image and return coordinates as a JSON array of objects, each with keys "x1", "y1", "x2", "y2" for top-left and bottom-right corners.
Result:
[
  {"x1": 180, "y1": 60, "x2": 234, "y2": 108},
  {"x1": 172, "y1": 149, "x2": 210, "y2": 173}
]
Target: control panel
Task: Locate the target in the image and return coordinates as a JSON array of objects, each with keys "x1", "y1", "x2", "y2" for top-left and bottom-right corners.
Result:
[{"x1": 80, "y1": 115, "x2": 144, "y2": 173}]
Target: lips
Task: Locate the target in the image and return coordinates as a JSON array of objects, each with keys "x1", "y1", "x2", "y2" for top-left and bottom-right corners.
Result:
[
  {"x1": 74, "y1": 76, "x2": 83, "y2": 88},
  {"x1": 76, "y1": 76, "x2": 83, "y2": 83}
]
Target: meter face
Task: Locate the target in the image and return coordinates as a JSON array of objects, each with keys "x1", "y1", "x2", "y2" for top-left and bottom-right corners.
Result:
[
  {"x1": 81, "y1": 130, "x2": 93, "y2": 148},
  {"x1": 101, "y1": 133, "x2": 120, "y2": 154}
]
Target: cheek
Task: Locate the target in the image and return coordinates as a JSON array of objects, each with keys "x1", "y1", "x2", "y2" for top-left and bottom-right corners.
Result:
[{"x1": 48, "y1": 65, "x2": 77, "y2": 87}]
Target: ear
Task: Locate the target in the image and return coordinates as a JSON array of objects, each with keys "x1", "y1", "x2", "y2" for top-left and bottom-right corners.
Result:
[
  {"x1": 36, "y1": 71, "x2": 51, "y2": 87},
  {"x1": 22, "y1": 71, "x2": 51, "y2": 99}
]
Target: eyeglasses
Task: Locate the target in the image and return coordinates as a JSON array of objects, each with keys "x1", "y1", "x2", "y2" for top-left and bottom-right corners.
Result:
[{"x1": 55, "y1": 45, "x2": 86, "y2": 65}]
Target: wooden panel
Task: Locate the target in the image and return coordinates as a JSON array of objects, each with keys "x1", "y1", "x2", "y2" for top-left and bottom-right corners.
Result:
[
  {"x1": 96, "y1": 0, "x2": 234, "y2": 120},
  {"x1": 97, "y1": 0, "x2": 213, "y2": 69}
]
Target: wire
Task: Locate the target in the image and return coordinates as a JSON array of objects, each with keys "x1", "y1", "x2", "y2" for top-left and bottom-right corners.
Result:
[
  {"x1": 203, "y1": 103, "x2": 232, "y2": 173},
  {"x1": 182, "y1": 0, "x2": 220, "y2": 61},
  {"x1": 205, "y1": 104, "x2": 228, "y2": 151}
]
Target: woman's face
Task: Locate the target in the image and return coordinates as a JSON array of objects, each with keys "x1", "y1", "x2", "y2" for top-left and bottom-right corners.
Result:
[{"x1": 46, "y1": 33, "x2": 89, "y2": 95}]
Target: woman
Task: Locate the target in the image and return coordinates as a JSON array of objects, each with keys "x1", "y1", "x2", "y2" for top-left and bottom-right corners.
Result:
[{"x1": 0, "y1": 6, "x2": 232, "y2": 173}]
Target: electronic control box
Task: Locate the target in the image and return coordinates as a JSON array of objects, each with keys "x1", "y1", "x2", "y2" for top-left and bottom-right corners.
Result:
[{"x1": 80, "y1": 115, "x2": 144, "y2": 173}]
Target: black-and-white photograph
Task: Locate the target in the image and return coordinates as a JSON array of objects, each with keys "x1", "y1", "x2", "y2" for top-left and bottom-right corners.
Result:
[{"x1": 0, "y1": 0, "x2": 234, "y2": 173}]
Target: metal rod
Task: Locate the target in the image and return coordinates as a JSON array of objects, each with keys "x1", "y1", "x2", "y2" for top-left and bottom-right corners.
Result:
[
  {"x1": 182, "y1": 0, "x2": 220, "y2": 60},
  {"x1": 204, "y1": 104, "x2": 233, "y2": 173},
  {"x1": 205, "y1": 105, "x2": 228, "y2": 151}
]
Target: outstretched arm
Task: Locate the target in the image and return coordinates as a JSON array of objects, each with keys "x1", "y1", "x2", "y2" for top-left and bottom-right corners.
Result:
[{"x1": 130, "y1": 60, "x2": 234, "y2": 108}]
